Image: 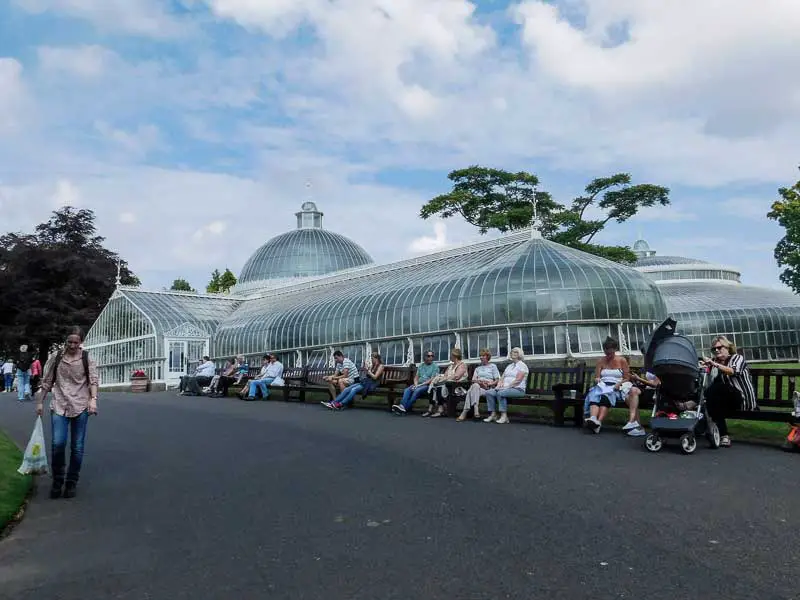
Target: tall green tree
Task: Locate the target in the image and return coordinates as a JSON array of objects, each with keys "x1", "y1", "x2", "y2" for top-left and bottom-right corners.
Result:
[
  {"x1": 206, "y1": 269, "x2": 222, "y2": 293},
  {"x1": 206, "y1": 268, "x2": 237, "y2": 293},
  {"x1": 170, "y1": 278, "x2": 195, "y2": 292},
  {"x1": 0, "y1": 207, "x2": 139, "y2": 356},
  {"x1": 218, "y1": 268, "x2": 237, "y2": 293},
  {"x1": 420, "y1": 166, "x2": 670, "y2": 263},
  {"x1": 767, "y1": 166, "x2": 800, "y2": 294}
]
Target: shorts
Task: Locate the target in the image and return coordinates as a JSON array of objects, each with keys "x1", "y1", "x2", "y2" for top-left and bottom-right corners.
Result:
[{"x1": 589, "y1": 397, "x2": 612, "y2": 408}]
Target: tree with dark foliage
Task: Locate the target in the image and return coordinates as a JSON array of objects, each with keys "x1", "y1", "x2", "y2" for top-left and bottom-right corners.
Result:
[
  {"x1": 768, "y1": 166, "x2": 800, "y2": 294},
  {"x1": 0, "y1": 207, "x2": 139, "y2": 357},
  {"x1": 420, "y1": 166, "x2": 670, "y2": 263}
]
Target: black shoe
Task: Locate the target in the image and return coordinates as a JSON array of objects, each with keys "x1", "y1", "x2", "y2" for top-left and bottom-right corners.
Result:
[
  {"x1": 49, "y1": 483, "x2": 63, "y2": 499},
  {"x1": 62, "y1": 482, "x2": 77, "y2": 499}
]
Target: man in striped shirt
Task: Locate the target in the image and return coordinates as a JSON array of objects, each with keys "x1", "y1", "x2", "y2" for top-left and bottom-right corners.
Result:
[{"x1": 324, "y1": 351, "x2": 360, "y2": 400}]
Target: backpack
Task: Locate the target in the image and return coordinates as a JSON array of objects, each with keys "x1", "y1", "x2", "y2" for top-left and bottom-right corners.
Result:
[
  {"x1": 50, "y1": 350, "x2": 90, "y2": 386},
  {"x1": 17, "y1": 352, "x2": 32, "y2": 371}
]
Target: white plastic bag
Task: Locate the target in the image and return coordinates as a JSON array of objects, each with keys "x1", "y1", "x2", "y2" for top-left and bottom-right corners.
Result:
[{"x1": 17, "y1": 416, "x2": 49, "y2": 475}]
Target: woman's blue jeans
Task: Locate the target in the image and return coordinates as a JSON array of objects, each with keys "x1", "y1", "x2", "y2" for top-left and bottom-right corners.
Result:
[
  {"x1": 335, "y1": 383, "x2": 364, "y2": 407},
  {"x1": 484, "y1": 388, "x2": 525, "y2": 412},
  {"x1": 3, "y1": 373, "x2": 13, "y2": 391},
  {"x1": 248, "y1": 378, "x2": 275, "y2": 399},
  {"x1": 16, "y1": 369, "x2": 31, "y2": 400},
  {"x1": 51, "y1": 411, "x2": 89, "y2": 486}
]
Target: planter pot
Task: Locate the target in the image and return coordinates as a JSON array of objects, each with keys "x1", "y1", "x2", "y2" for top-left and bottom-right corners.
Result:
[{"x1": 130, "y1": 377, "x2": 150, "y2": 393}]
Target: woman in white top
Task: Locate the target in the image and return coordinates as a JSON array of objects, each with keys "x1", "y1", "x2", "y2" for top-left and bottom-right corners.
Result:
[
  {"x1": 483, "y1": 347, "x2": 529, "y2": 424},
  {"x1": 457, "y1": 349, "x2": 501, "y2": 421},
  {"x1": 584, "y1": 337, "x2": 642, "y2": 435}
]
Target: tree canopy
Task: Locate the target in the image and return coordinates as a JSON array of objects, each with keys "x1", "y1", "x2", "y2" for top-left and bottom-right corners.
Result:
[
  {"x1": 767, "y1": 166, "x2": 800, "y2": 294},
  {"x1": 0, "y1": 207, "x2": 139, "y2": 357},
  {"x1": 206, "y1": 268, "x2": 237, "y2": 294},
  {"x1": 420, "y1": 166, "x2": 670, "y2": 263},
  {"x1": 170, "y1": 278, "x2": 195, "y2": 292}
]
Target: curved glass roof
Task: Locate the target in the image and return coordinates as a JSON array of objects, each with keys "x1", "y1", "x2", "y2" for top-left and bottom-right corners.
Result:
[
  {"x1": 636, "y1": 255, "x2": 710, "y2": 267},
  {"x1": 215, "y1": 235, "x2": 666, "y2": 356},
  {"x1": 660, "y1": 282, "x2": 800, "y2": 312},
  {"x1": 238, "y1": 229, "x2": 373, "y2": 285},
  {"x1": 116, "y1": 289, "x2": 240, "y2": 337}
]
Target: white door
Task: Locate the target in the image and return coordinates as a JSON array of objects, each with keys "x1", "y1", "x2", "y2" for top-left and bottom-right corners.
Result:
[{"x1": 164, "y1": 339, "x2": 209, "y2": 388}]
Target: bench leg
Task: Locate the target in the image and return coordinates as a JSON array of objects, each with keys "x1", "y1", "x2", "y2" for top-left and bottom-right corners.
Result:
[
  {"x1": 552, "y1": 395, "x2": 566, "y2": 427},
  {"x1": 447, "y1": 395, "x2": 458, "y2": 418}
]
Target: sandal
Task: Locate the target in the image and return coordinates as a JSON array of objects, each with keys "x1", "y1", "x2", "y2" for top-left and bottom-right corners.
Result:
[{"x1": 421, "y1": 411, "x2": 432, "y2": 417}]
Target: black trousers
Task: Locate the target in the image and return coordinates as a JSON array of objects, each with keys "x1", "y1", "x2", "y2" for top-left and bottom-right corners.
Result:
[{"x1": 705, "y1": 380, "x2": 742, "y2": 436}]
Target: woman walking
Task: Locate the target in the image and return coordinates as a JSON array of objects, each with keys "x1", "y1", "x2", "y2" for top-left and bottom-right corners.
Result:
[{"x1": 36, "y1": 328, "x2": 99, "y2": 499}]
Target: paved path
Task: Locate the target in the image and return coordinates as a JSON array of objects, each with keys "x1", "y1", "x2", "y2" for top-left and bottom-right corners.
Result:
[{"x1": 1, "y1": 392, "x2": 799, "y2": 599}]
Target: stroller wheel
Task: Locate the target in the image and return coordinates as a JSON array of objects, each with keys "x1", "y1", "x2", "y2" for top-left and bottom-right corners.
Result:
[
  {"x1": 680, "y1": 433, "x2": 697, "y2": 454},
  {"x1": 706, "y1": 421, "x2": 721, "y2": 449},
  {"x1": 645, "y1": 433, "x2": 662, "y2": 453}
]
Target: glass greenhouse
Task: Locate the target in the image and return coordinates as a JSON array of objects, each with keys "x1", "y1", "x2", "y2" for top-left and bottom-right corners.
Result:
[
  {"x1": 84, "y1": 207, "x2": 800, "y2": 388},
  {"x1": 633, "y1": 239, "x2": 800, "y2": 362}
]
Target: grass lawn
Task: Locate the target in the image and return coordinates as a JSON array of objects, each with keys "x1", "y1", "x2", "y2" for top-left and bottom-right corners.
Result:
[{"x1": 0, "y1": 430, "x2": 32, "y2": 533}]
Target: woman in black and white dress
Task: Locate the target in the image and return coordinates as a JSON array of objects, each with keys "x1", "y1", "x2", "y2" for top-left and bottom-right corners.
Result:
[{"x1": 702, "y1": 335, "x2": 757, "y2": 447}]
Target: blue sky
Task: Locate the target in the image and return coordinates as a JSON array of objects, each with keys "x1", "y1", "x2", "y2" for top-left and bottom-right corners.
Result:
[{"x1": 0, "y1": 0, "x2": 798, "y2": 291}]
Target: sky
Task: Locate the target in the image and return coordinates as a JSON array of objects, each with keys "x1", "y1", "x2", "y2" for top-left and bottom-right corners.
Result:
[{"x1": 0, "y1": 0, "x2": 799, "y2": 292}]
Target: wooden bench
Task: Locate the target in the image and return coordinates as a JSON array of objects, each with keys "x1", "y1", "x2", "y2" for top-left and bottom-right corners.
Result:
[
  {"x1": 434, "y1": 362, "x2": 589, "y2": 424},
  {"x1": 599, "y1": 366, "x2": 800, "y2": 426}
]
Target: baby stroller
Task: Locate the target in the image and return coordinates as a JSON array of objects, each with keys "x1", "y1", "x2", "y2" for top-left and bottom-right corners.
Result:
[{"x1": 642, "y1": 318, "x2": 721, "y2": 454}]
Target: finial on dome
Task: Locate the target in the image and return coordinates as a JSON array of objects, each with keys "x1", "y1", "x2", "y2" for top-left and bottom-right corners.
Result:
[
  {"x1": 296, "y1": 195, "x2": 324, "y2": 229},
  {"x1": 115, "y1": 258, "x2": 121, "y2": 287},
  {"x1": 530, "y1": 193, "x2": 542, "y2": 239}
]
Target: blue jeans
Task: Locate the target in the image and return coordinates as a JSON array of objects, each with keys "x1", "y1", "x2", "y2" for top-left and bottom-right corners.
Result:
[
  {"x1": 401, "y1": 385, "x2": 430, "y2": 410},
  {"x1": 3, "y1": 373, "x2": 12, "y2": 391},
  {"x1": 334, "y1": 383, "x2": 364, "y2": 407},
  {"x1": 248, "y1": 378, "x2": 275, "y2": 399},
  {"x1": 51, "y1": 411, "x2": 89, "y2": 485},
  {"x1": 484, "y1": 388, "x2": 525, "y2": 412},
  {"x1": 16, "y1": 369, "x2": 31, "y2": 400}
]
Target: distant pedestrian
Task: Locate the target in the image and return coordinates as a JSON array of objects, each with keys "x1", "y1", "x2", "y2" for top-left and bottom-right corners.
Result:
[
  {"x1": 16, "y1": 344, "x2": 33, "y2": 401},
  {"x1": 2, "y1": 359, "x2": 14, "y2": 392},
  {"x1": 30, "y1": 355, "x2": 42, "y2": 395},
  {"x1": 36, "y1": 328, "x2": 99, "y2": 499}
]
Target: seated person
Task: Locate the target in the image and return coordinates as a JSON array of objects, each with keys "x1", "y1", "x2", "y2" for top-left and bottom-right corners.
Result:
[
  {"x1": 325, "y1": 353, "x2": 384, "y2": 410},
  {"x1": 392, "y1": 350, "x2": 440, "y2": 414},
  {"x1": 424, "y1": 347, "x2": 468, "y2": 418},
  {"x1": 208, "y1": 358, "x2": 237, "y2": 398},
  {"x1": 239, "y1": 355, "x2": 269, "y2": 399},
  {"x1": 179, "y1": 356, "x2": 217, "y2": 396},
  {"x1": 458, "y1": 349, "x2": 500, "y2": 421},
  {"x1": 583, "y1": 337, "x2": 643, "y2": 436},
  {"x1": 321, "y1": 351, "x2": 359, "y2": 402},
  {"x1": 482, "y1": 347, "x2": 528, "y2": 424},
  {"x1": 245, "y1": 354, "x2": 283, "y2": 400},
  {"x1": 233, "y1": 355, "x2": 249, "y2": 385}
]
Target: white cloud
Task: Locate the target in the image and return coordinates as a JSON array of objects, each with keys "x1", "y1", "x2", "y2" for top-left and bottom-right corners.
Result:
[
  {"x1": 0, "y1": 58, "x2": 26, "y2": 133},
  {"x1": 38, "y1": 45, "x2": 117, "y2": 77},
  {"x1": 118, "y1": 211, "x2": 136, "y2": 224},
  {"x1": 720, "y1": 197, "x2": 772, "y2": 220},
  {"x1": 13, "y1": 0, "x2": 189, "y2": 36},
  {"x1": 408, "y1": 221, "x2": 451, "y2": 254},
  {"x1": 50, "y1": 179, "x2": 81, "y2": 207},
  {"x1": 93, "y1": 121, "x2": 162, "y2": 157},
  {"x1": 632, "y1": 205, "x2": 697, "y2": 223}
]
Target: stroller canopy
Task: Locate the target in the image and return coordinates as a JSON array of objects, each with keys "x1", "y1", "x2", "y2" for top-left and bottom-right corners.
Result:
[{"x1": 644, "y1": 318, "x2": 699, "y2": 377}]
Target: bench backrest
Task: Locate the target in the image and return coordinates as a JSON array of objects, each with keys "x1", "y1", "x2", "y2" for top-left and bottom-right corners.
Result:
[
  {"x1": 381, "y1": 365, "x2": 415, "y2": 385},
  {"x1": 305, "y1": 366, "x2": 336, "y2": 385},
  {"x1": 527, "y1": 365, "x2": 587, "y2": 395},
  {"x1": 749, "y1": 368, "x2": 799, "y2": 407}
]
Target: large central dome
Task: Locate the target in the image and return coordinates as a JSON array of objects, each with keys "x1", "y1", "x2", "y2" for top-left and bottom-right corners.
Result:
[{"x1": 237, "y1": 202, "x2": 373, "y2": 287}]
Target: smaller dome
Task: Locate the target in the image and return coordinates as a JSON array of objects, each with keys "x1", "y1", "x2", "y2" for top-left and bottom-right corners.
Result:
[
  {"x1": 636, "y1": 256, "x2": 711, "y2": 267},
  {"x1": 633, "y1": 239, "x2": 650, "y2": 251}
]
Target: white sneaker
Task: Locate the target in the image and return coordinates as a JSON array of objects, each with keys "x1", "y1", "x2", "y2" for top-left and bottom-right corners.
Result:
[
  {"x1": 627, "y1": 426, "x2": 646, "y2": 437},
  {"x1": 496, "y1": 415, "x2": 509, "y2": 424},
  {"x1": 391, "y1": 404, "x2": 406, "y2": 414},
  {"x1": 623, "y1": 421, "x2": 640, "y2": 431},
  {"x1": 483, "y1": 414, "x2": 497, "y2": 423}
]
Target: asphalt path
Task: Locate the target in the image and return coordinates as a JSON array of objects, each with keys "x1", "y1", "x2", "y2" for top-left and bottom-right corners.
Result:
[{"x1": 1, "y1": 392, "x2": 798, "y2": 600}]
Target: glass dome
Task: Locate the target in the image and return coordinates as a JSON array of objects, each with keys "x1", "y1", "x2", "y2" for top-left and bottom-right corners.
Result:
[
  {"x1": 215, "y1": 233, "x2": 667, "y2": 365},
  {"x1": 236, "y1": 202, "x2": 373, "y2": 287}
]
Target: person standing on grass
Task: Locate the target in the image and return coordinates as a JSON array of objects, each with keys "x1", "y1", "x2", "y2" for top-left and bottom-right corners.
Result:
[{"x1": 36, "y1": 328, "x2": 99, "y2": 499}]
